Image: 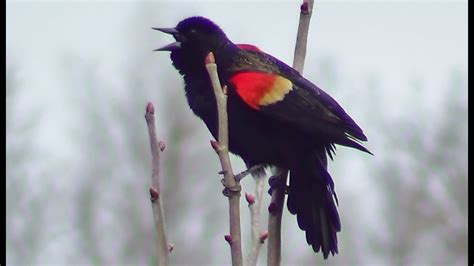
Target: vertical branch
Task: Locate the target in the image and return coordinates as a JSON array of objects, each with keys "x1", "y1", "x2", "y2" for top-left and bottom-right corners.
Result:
[
  {"x1": 293, "y1": 0, "x2": 314, "y2": 73},
  {"x1": 145, "y1": 102, "x2": 170, "y2": 266},
  {"x1": 205, "y1": 52, "x2": 243, "y2": 266},
  {"x1": 266, "y1": 168, "x2": 287, "y2": 266},
  {"x1": 245, "y1": 176, "x2": 268, "y2": 266},
  {"x1": 267, "y1": 1, "x2": 314, "y2": 265}
]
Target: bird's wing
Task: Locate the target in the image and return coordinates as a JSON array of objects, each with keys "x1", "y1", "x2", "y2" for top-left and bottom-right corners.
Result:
[{"x1": 228, "y1": 53, "x2": 370, "y2": 154}]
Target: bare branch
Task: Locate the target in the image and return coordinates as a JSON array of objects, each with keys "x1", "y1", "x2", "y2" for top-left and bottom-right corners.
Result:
[
  {"x1": 144, "y1": 102, "x2": 170, "y2": 266},
  {"x1": 267, "y1": 1, "x2": 314, "y2": 265},
  {"x1": 205, "y1": 52, "x2": 243, "y2": 266},
  {"x1": 245, "y1": 175, "x2": 267, "y2": 266},
  {"x1": 266, "y1": 169, "x2": 287, "y2": 266},
  {"x1": 293, "y1": 0, "x2": 314, "y2": 74}
]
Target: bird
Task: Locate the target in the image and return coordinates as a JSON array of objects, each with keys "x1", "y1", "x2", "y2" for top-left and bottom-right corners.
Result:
[{"x1": 153, "y1": 16, "x2": 371, "y2": 259}]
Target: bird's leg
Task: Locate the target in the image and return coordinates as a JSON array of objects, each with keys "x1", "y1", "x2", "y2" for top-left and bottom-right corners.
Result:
[
  {"x1": 218, "y1": 165, "x2": 264, "y2": 197},
  {"x1": 234, "y1": 164, "x2": 265, "y2": 182},
  {"x1": 216, "y1": 169, "x2": 242, "y2": 197},
  {"x1": 267, "y1": 170, "x2": 289, "y2": 195},
  {"x1": 220, "y1": 177, "x2": 242, "y2": 197}
]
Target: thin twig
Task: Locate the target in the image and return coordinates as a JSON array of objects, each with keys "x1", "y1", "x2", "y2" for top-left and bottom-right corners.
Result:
[
  {"x1": 267, "y1": 1, "x2": 314, "y2": 265},
  {"x1": 205, "y1": 52, "x2": 243, "y2": 266},
  {"x1": 293, "y1": 0, "x2": 314, "y2": 73},
  {"x1": 266, "y1": 168, "x2": 287, "y2": 266},
  {"x1": 245, "y1": 175, "x2": 268, "y2": 266},
  {"x1": 144, "y1": 102, "x2": 170, "y2": 266}
]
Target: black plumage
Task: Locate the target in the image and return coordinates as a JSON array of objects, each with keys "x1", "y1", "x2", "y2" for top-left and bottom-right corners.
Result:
[{"x1": 154, "y1": 16, "x2": 371, "y2": 259}]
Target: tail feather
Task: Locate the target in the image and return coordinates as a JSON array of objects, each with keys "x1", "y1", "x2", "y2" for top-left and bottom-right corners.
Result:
[
  {"x1": 309, "y1": 205, "x2": 322, "y2": 252},
  {"x1": 318, "y1": 206, "x2": 330, "y2": 256},
  {"x1": 337, "y1": 134, "x2": 373, "y2": 155},
  {"x1": 287, "y1": 151, "x2": 340, "y2": 259}
]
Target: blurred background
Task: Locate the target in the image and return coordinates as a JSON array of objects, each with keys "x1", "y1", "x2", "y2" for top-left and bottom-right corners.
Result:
[{"x1": 6, "y1": 0, "x2": 467, "y2": 265}]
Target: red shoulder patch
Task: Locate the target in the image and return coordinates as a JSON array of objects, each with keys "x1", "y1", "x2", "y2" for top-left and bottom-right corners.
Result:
[
  {"x1": 229, "y1": 72, "x2": 293, "y2": 109},
  {"x1": 236, "y1": 44, "x2": 262, "y2": 52}
]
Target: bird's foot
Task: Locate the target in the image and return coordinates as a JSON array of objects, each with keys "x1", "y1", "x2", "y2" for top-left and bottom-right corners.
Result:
[
  {"x1": 220, "y1": 178, "x2": 242, "y2": 197},
  {"x1": 267, "y1": 174, "x2": 289, "y2": 195},
  {"x1": 234, "y1": 164, "x2": 265, "y2": 182}
]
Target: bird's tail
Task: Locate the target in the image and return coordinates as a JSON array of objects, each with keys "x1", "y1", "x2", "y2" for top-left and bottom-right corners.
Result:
[{"x1": 287, "y1": 150, "x2": 341, "y2": 259}]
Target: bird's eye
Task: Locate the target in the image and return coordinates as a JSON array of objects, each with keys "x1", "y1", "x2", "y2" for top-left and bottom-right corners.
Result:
[{"x1": 189, "y1": 28, "x2": 197, "y2": 34}]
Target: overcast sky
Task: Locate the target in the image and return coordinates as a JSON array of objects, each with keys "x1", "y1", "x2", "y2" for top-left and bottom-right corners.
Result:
[{"x1": 7, "y1": 1, "x2": 467, "y2": 161}]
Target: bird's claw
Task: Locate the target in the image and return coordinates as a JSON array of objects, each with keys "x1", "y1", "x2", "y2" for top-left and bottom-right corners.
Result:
[
  {"x1": 221, "y1": 178, "x2": 241, "y2": 197},
  {"x1": 234, "y1": 164, "x2": 264, "y2": 182},
  {"x1": 268, "y1": 175, "x2": 289, "y2": 195}
]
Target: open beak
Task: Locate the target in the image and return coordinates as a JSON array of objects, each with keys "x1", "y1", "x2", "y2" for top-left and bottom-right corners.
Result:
[{"x1": 152, "y1": 27, "x2": 182, "y2": 52}]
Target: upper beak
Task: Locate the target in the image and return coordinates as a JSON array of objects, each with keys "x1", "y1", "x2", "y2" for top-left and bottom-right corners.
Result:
[
  {"x1": 152, "y1": 27, "x2": 182, "y2": 52},
  {"x1": 152, "y1": 27, "x2": 179, "y2": 35}
]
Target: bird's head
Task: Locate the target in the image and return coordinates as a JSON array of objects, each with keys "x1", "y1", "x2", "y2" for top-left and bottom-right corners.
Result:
[{"x1": 154, "y1": 16, "x2": 236, "y2": 75}]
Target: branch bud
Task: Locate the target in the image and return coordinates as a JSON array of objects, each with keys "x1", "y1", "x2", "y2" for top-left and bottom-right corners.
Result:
[
  {"x1": 168, "y1": 244, "x2": 174, "y2": 253},
  {"x1": 259, "y1": 232, "x2": 269, "y2": 243},
  {"x1": 224, "y1": 234, "x2": 233, "y2": 245},
  {"x1": 268, "y1": 202, "x2": 279, "y2": 214},
  {"x1": 245, "y1": 192, "x2": 255, "y2": 205},
  {"x1": 149, "y1": 187, "x2": 159, "y2": 202},
  {"x1": 210, "y1": 140, "x2": 220, "y2": 152},
  {"x1": 158, "y1": 141, "x2": 166, "y2": 152},
  {"x1": 300, "y1": 0, "x2": 309, "y2": 14},
  {"x1": 146, "y1": 102, "x2": 155, "y2": 114},
  {"x1": 205, "y1": 52, "x2": 216, "y2": 65}
]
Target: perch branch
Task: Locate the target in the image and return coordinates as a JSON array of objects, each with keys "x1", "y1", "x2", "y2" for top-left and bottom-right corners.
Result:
[
  {"x1": 245, "y1": 175, "x2": 268, "y2": 266},
  {"x1": 293, "y1": 0, "x2": 314, "y2": 73},
  {"x1": 266, "y1": 168, "x2": 287, "y2": 266},
  {"x1": 267, "y1": 1, "x2": 314, "y2": 265},
  {"x1": 145, "y1": 102, "x2": 170, "y2": 266},
  {"x1": 205, "y1": 52, "x2": 243, "y2": 266}
]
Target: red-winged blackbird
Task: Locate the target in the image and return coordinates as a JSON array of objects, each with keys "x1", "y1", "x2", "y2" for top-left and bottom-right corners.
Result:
[{"x1": 154, "y1": 16, "x2": 371, "y2": 259}]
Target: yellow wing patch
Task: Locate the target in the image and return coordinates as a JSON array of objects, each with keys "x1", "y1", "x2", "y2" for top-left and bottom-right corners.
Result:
[{"x1": 258, "y1": 76, "x2": 293, "y2": 106}]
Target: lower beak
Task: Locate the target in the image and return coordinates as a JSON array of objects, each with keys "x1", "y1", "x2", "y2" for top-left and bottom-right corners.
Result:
[
  {"x1": 154, "y1": 42, "x2": 181, "y2": 52},
  {"x1": 152, "y1": 27, "x2": 182, "y2": 52}
]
